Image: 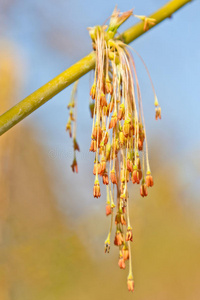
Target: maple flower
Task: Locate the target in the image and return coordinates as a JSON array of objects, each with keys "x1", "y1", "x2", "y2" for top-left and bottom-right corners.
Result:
[
  {"x1": 71, "y1": 157, "x2": 78, "y2": 173},
  {"x1": 126, "y1": 227, "x2": 133, "y2": 242},
  {"x1": 127, "y1": 274, "x2": 134, "y2": 292},
  {"x1": 114, "y1": 230, "x2": 124, "y2": 246},
  {"x1": 134, "y1": 14, "x2": 156, "y2": 31},
  {"x1": 66, "y1": 6, "x2": 161, "y2": 292},
  {"x1": 108, "y1": 7, "x2": 133, "y2": 33},
  {"x1": 93, "y1": 177, "x2": 101, "y2": 198},
  {"x1": 118, "y1": 256, "x2": 126, "y2": 269}
]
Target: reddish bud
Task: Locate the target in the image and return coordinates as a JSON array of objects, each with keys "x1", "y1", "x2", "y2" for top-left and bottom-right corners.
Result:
[
  {"x1": 109, "y1": 7, "x2": 133, "y2": 32},
  {"x1": 140, "y1": 183, "x2": 148, "y2": 197},
  {"x1": 89, "y1": 140, "x2": 97, "y2": 152},
  {"x1": 115, "y1": 213, "x2": 126, "y2": 225},
  {"x1": 136, "y1": 156, "x2": 141, "y2": 170},
  {"x1": 93, "y1": 162, "x2": 101, "y2": 175},
  {"x1": 109, "y1": 112, "x2": 117, "y2": 129},
  {"x1": 100, "y1": 92, "x2": 107, "y2": 107},
  {"x1": 107, "y1": 100, "x2": 114, "y2": 114},
  {"x1": 114, "y1": 231, "x2": 123, "y2": 246},
  {"x1": 71, "y1": 158, "x2": 78, "y2": 173},
  {"x1": 127, "y1": 159, "x2": 133, "y2": 172},
  {"x1": 127, "y1": 276, "x2": 134, "y2": 292},
  {"x1": 126, "y1": 228, "x2": 133, "y2": 242},
  {"x1": 66, "y1": 121, "x2": 72, "y2": 138},
  {"x1": 138, "y1": 138, "x2": 143, "y2": 151},
  {"x1": 103, "y1": 132, "x2": 108, "y2": 145},
  {"x1": 102, "y1": 173, "x2": 109, "y2": 185},
  {"x1": 123, "y1": 119, "x2": 131, "y2": 138},
  {"x1": 110, "y1": 169, "x2": 117, "y2": 184},
  {"x1": 100, "y1": 158, "x2": 106, "y2": 174},
  {"x1": 93, "y1": 179, "x2": 101, "y2": 198},
  {"x1": 118, "y1": 257, "x2": 126, "y2": 269},
  {"x1": 92, "y1": 124, "x2": 102, "y2": 141},
  {"x1": 118, "y1": 103, "x2": 125, "y2": 120},
  {"x1": 105, "y1": 80, "x2": 113, "y2": 95},
  {"x1": 155, "y1": 107, "x2": 161, "y2": 120},
  {"x1": 73, "y1": 138, "x2": 80, "y2": 152},
  {"x1": 132, "y1": 168, "x2": 140, "y2": 184},
  {"x1": 106, "y1": 204, "x2": 112, "y2": 216},
  {"x1": 122, "y1": 247, "x2": 129, "y2": 260},
  {"x1": 146, "y1": 173, "x2": 154, "y2": 187},
  {"x1": 69, "y1": 109, "x2": 75, "y2": 121}
]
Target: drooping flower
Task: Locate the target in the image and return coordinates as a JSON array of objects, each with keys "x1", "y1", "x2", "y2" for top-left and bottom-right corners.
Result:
[
  {"x1": 114, "y1": 230, "x2": 124, "y2": 246},
  {"x1": 93, "y1": 177, "x2": 101, "y2": 198},
  {"x1": 67, "y1": 6, "x2": 161, "y2": 292},
  {"x1": 71, "y1": 157, "x2": 78, "y2": 173},
  {"x1": 146, "y1": 172, "x2": 154, "y2": 187},
  {"x1": 127, "y1": 274, "x2": 134, "y2": 292},
  {"x1": 126, "y1": 227, "x2": 133, "y2": 242},
  {"x1": 118, "y1": 255, "x2": 126, "y2": 269}
]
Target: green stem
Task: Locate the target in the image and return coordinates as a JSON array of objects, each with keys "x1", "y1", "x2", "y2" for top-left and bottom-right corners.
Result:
[
  {"x1": 0, "y1": 0, "x2": 192, "y2": 136},
  {"x1": 119, "y1": 0, "x2": 192, "y2": 44}
]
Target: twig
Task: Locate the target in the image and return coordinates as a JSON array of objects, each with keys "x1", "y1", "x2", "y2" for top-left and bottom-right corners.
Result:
[{"x1": 0, "y1": 0, "x2": 192, "y2": 136}]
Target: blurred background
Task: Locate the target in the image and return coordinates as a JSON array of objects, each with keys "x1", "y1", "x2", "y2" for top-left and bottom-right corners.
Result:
[{"x1": 0, "y1": 0, "x2": 200, "y2": 299}]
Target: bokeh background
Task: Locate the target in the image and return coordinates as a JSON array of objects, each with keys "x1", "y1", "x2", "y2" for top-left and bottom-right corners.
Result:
[{"x1": 0, "y1": 0, "x2": 200, "y2": 299}]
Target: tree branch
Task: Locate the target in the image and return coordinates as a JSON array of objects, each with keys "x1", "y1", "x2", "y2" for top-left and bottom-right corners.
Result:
[{"x1": 0, "y1": 0, "x2": 192, "y2": 136}]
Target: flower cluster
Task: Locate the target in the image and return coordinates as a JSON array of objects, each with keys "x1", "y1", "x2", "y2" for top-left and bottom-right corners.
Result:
[
  {"x1": 66, "y1": 80, "x2": 80, "y2": 173},
  {"x1": 88, "y1": 8, "x2": 160, "y2": 292},
  {"x1": 67, "y1": 7, "x2": 161, "y2": 292}
]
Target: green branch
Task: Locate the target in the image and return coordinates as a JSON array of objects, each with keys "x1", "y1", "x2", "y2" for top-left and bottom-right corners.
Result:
[{"x1": 0, "y1": 0, "x2": 192, "y2": 136}]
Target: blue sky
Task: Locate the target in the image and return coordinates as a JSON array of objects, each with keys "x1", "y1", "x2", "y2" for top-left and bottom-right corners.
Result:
[{"x1": 2, "y1": 0, "x2": 200, "y2": 216}]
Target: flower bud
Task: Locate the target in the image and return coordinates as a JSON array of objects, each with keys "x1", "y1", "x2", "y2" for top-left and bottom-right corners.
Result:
[
  {"x1": 100, "y1": 92, "x2": 107, "y2": 107},
  {"x1": 93, "y1": 162, "x2": 101, "y2": 175},
  {"x1": 66, "y1": 120, "x2": 72, "y2": 138},
  {"x1": 114, "y1": 230, "x2": 123, "y2": 246},
  {"x1": 73, "y1": 138, "x2": 80, "y2": 152},
  {"x1": 126, "y1": 227, "x2": 133, "y2": 242},
  {"x1": 89, "y1": 139, "x2": 97, "y2": 152},
  {"x1": 110, "y1": 169, "x2": 117, "y2": 184},
  {"x1": 71, "y1": 157, "x2": 78, "y2": 173},
  {"x1": 122, "y1": 246, "x2": 129, "y2": 260},
  {"x1": 107, "y1": 99, "x2": 114, "y2": 114},
  {"x1": 132, "y1": 167, "x2": 140, "y2": 184},
  {"x1": 118, "y1": 256, "x2": 126, "y2": 269},
  {"x1": 108, "y1": 7, "x2": 133, "y2": 33},
  {"x1": 109, "y1": 111, "x2": 118, "y2": 129},
  {"x1": 155, "y1": 107, "x2": 161, "y2": 120},
  {"x1": 140, "y1": 182, "x2": 148, "y2": 197},
  {"x1": 92, "y1": 124, "x2": 102, "y2": 141},
  {"x1": 123, "y1": 118, "x2": 131, "y2": 138},
  {"x1": 102, "y1": 173, "x2": 109, "y2": 185},
  {"x1": 146, "y1": 172, "x2": 154, "y2": 187},
  {"x1": 106, "y1": 204, "x2": 112, "y2": 216},
  {"x1": 93, "y1": 178, "x2": 101, "y2": 198},
  {"x1": 105, "y1": 79, "x2": 113, "y2": 95},
  {"x1": 118, "y1": 103, "x2": 125, "y2": 120},
  {"x1": 127, "y1": 274, "x2": 134, "y2": 292}
]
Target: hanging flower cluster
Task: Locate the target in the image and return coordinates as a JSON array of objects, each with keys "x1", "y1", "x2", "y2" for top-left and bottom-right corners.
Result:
[
  {"x1": 66, "y1": 80, "x2": 80, "y2": 173},
  {"x1": 67, "y1": 7, "x2": 161, "y2": 292}
]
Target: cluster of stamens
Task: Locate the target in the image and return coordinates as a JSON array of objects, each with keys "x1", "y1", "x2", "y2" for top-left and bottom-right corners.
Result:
[
  {"x1": 88, "y1": 8, "x2": 160, "y2": 292},
  {"x1": 67, "y1": 7, "x2": 161, "y2": 292}
]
